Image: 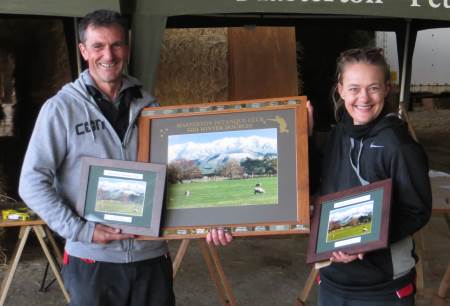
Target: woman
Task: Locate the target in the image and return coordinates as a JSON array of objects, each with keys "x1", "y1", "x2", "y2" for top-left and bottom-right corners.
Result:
[{"x1": 316, "y1": 48, "x2": 432, "y2": 306}]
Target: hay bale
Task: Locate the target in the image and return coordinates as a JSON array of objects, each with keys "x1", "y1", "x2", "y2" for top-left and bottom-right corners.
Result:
[
  {"x1": 0, "y1": 49, "x2": 16, "y2": 137},
  {"x1": 154, "y1": 28, "x2": 228, "y2": 105},
  {"x1": 29, "y1": 19, "x2": 72, "y2": 106}
]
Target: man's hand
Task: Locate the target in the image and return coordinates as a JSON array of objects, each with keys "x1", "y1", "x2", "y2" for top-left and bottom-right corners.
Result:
[
  {"x1": 92, "y1": 224, "x2": 135, "y2": 244},
  {"x1": 330, "y1": 251, "x2": 364, "y2": 263},
  {"x1": 206, "y1": 228, "x2": 233, "y2": 246}
]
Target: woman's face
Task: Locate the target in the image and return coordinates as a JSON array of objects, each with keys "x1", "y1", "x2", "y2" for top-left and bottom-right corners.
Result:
[{"x1": 338, "y1": 62, "x2": 390, "y2": 125}]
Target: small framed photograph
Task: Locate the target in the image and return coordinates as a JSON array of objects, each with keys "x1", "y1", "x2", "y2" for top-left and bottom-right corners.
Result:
[
  {"x1": 307, "y1": 179, "x2": 392, "y2": 263},
  {"x1": 76, "y1": 157, "x2": 166, "y2": 236},
  {"x1": 138, "y1": 96, "x2": 310, "y2": 238}
]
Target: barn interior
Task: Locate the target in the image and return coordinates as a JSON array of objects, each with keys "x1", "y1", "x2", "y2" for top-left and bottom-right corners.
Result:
[{"x1": 0, "y1": 8, "x2": 449, "y2": 306}]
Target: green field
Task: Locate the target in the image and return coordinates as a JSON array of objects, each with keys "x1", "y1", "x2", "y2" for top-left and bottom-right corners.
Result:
[
  {"x1": 167, "y1": 177, "x2": 278, "y2": 209},
  {"x1": 95, "y1": 200, "x2": 144, "y2": 216},
  {"x1": 327, "y1": 222, "x2": 372, "y2": 242}
]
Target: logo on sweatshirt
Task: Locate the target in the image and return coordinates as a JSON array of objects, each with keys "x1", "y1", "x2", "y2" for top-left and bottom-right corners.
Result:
[
  {"x1": 369, "y1": 142, "x2": 384, "y2": 148},
  {"x1": 75, "y1": 119, "x2": 106, "y2": 135}
]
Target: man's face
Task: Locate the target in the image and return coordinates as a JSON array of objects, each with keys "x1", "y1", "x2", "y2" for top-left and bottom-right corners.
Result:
[{"x1": 79, "y1": 24, "x2": 129, "y2": 89}]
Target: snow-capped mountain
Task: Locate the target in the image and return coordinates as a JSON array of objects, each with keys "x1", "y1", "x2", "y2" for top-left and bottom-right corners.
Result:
[{"x1": 168, "y1": 136, "x2": 277, "y2": 171}]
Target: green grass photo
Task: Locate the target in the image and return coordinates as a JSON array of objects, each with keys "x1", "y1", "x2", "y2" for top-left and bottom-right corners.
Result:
[
  {"x1": 94, "y1": 177, "x2": 146, "y2": 217},
  {"x1": 95, "y1": 199, "x2": 144, "y2": 216},
  {"x1": 167, "y1": 176, "x2": 278, "y2": 209},
  {"x1": 326, "y1": 201, "x2": 374, "y2": 243},
  {"x1": 327, "y1": 222, "x2": 373, "y2": 242}
]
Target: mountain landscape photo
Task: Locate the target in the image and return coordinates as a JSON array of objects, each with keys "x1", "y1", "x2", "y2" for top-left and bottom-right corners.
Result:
[
  {"x1": 168, "y1": 128, "x2": 277, "y2": 175},
  {"x1": 165, "y1": 128, "x2": 279, "y2": 209}
]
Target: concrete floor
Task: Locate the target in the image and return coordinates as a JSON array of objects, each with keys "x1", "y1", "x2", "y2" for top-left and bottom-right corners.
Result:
[{"x1": 0, "y1": 213, "x2": 448, "y2": 306}]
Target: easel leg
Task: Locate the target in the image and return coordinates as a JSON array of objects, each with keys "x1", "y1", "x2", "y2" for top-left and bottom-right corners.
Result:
[
  {"x1": 414, "y1": 231, "x2": 425, "y2": 295},
  {"x1": 43, "y1": 226, "x2": 63, "y2": 265},
  {"x1": 32, "y1": 225, "x2": 70, "y2": 303},
  {"x1": 0, "y1": 226, "x2": 32, "y2": 306},
  {"x1": 206, "y1": 241, "x2": 237, "y2": 306},
  {"x1": 437, "y1": 261, "x2": 450, "y2": 298},
  {"x1": 172, "y1": 239, "x2": 190, "y2": 278},
  {"x1": 293, "y1": 266, "x2": 318, "y2": 306},
  {"x1": 198, "y1": 240, "x2": 237, "y2": 306}
]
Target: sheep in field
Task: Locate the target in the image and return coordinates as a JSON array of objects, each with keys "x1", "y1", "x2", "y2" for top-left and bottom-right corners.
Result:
[{"x1": 254, "y1": 183, "x2": 265, "y2": 194}]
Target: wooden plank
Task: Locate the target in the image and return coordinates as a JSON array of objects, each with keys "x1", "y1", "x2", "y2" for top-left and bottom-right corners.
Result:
[
  {"x1": 0, "y1": 219, "x2": 45, "y2": 227},
  {"x1": 228, "y1": 26, "x2": 298, "y2": 100}
]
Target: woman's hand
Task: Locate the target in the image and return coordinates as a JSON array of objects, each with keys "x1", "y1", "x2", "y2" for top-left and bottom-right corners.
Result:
[
  {"x1": 330, "y1": 251, "x2": 364, "y2": 263},
  {"x1": 206, "y1": 227, "x2": 233, "y2": 246}
]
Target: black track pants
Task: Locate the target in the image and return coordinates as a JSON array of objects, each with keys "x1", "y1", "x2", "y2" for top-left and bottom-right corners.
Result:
[{"x1": 62, "y1": 254, "x2": 175, "y2": 306}]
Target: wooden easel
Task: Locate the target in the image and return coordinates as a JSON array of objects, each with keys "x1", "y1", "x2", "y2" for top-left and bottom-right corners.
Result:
[
  {"x1": 292, "y1": 265, "x2": 318, "y2": 306},
  {"x1": 292, "y1": 261, "x2": 330, "y2": 306},
  {"x1": 0, "y1": 219, "x2": 70, "y2": 306},
  {"x1": 172, "y1": 239, "x2": 237, "y2": 306},
  {"x1": 437, "y1": 260, "x2": 450, "y2": 299}
]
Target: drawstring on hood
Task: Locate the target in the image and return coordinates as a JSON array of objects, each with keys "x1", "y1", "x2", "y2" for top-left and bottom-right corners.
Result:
[
  {"x1": 338, "y1": 108, "x2": 405, "y2": 185},
  {"x1": 349, "y1": 137, "x2": 369, "y2": 186}
]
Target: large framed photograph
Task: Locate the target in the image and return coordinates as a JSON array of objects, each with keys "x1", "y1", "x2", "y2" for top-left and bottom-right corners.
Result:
[
  {"x1": 137, "y1": 96, "x2": 310, "y2": 239},
  {"x1": 307, "y1": 179, "x2": 392, "y2": 263},
  {"x1": 76, "y1": 157, "x2": 166, "y2": 236}
]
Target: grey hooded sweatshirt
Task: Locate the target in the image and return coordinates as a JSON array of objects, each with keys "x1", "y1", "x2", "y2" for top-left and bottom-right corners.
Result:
[{"x1": 19, "y1": 70, "x2": 168, "y2": 263}]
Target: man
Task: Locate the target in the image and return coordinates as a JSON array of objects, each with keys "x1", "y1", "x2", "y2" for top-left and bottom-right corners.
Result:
[{"x1": 19, "y1": 10, "x2": 174, "y2": 306}]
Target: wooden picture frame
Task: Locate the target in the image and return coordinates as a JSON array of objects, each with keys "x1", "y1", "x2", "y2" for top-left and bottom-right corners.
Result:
[
  {"x1": 137, "y1": 96, "x2": 310, "y2": 239},
  {"x1": 306, "y1": 179, "x2": 392, "y2": 263},
  {"x1": 76, "y1": 157, "x2": 166, "y2": 236}
]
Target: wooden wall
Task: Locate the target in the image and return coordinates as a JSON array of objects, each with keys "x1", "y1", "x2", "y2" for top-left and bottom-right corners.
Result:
[
  {"x1": 228, "y1": 26, "x2": 298, "y2": 100},
  {"x1": 154, "y1": 26, "x2": 299, "y2": 105}
]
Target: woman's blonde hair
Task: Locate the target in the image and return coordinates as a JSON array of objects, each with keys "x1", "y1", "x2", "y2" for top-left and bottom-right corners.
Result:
[{"x1": 331, "y1": 47, "x2": 394, "y2": 121}]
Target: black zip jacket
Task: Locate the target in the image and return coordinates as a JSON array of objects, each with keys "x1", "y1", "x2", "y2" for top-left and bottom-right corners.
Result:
[{"x1": 318, "y1": 113, "x2": 432, "y2": 298}]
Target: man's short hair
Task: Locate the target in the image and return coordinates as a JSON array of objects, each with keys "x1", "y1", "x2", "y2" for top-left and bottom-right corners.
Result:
[{"x1": 78, "y1": 9, "x2": 129, "y2": 43}]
